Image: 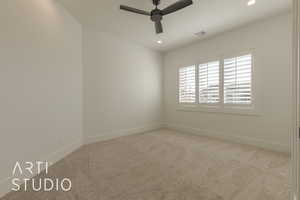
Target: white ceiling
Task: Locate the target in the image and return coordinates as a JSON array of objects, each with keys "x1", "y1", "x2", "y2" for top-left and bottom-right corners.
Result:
[{"x1": 58, "y1": 0, "x2": 292, "y2": 52}]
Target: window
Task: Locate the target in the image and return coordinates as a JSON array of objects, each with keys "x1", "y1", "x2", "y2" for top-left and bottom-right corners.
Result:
[
  {"x1": 199, "y1": 61, "x2": 220, "y2": 104},
  {"x1": 179, "y1": 65, "x2": 196, "y2": 103},
  {"x1": 224, "y1": 54, "x2": 252, "y2": 105},
  {"x1": 178, "y1": 53, "x2": 253, "y2": 110}
]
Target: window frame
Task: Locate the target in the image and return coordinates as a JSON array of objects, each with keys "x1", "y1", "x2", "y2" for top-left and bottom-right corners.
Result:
[
  {"x1": 223, "y1": 52, "x2": 254, "y2": 108},
  {"x1": 198, "y1": 60, "x2": 221, "y2": 106},
  {"x1": 178, "y1": 65, "x2": 197, "y2": 104},
  {"x1": 177, "y1": 50, "x2": 259, "y2": 115}
]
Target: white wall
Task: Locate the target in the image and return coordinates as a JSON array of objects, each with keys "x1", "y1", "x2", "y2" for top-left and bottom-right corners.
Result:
[
  {"x1": 164, "y1": 12, "x2": 292, "y2": 153},
  {"x1": 0, "y1": 0, "x2": 82, "y2": 196},
  {"x1": 83, "y1": 28, "x2": 163, "y2": 143}
]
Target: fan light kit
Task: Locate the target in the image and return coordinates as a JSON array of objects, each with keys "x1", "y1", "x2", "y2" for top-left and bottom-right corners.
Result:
[{"x1": 120, "y1": 0, "x2": 193, "y2": 34}]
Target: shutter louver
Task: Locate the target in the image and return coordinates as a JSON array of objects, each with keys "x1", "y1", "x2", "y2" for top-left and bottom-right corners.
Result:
[
  {"x1": 224, "y1": 54, "x2": 252, "y2": 104},
  {"x1": 199, "y1": 61, "x2": 220, "y2": 103},
  {"x1": 179, "y1": 66, "x2": 196, "y2": 103}
]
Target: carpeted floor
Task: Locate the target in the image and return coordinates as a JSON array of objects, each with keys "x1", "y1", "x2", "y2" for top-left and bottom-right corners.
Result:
[{"x1": 2, "y1": 129, "x2": 290, "y2": 200}]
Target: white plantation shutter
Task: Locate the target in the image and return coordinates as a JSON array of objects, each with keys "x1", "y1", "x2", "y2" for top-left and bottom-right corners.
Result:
[
  {"x1": 179, "y1": 66, "x2": 196, "y2": 103},
  {"x1": 199, "y1": 61, "x2": 220, "y2": 103},
  {"x1": 224, "y1": 54, "x2": 252, "y2": 104}
]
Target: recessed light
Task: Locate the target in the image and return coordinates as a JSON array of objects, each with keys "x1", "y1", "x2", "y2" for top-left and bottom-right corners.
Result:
[
  {"x1": 247, "y1": 0, "x2": 256, "y2": 6},
  {"x1": 157, "y1": 40, "x2": 163, "y2": 44}
]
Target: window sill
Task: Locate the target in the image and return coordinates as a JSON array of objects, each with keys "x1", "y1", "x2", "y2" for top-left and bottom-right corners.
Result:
[{"x1": 177, "y1": 104, "x2": 260, "y2": 116}]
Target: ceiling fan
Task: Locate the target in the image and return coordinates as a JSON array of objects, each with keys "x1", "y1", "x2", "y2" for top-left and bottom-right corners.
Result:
[{"x1": 120, "y1": 0, "x2": 193, "y2": 34}]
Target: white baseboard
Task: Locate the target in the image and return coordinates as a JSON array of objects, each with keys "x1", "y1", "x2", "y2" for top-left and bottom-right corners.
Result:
[
  {"x1": 0, "y1": 123, "x2": 289, "y2": 197},
  {"x1": 47, "y1": 138, "x2": 82, "y2": 165},
  {"x1": 0, "y1": 139, "x2": 82, "y2": 198},
  {"x1": 165, "y1": 123, "x2": 290, "y2": 153},
  {"x1": 84, "y1": 124, "x2": 164, "y2": 145}
]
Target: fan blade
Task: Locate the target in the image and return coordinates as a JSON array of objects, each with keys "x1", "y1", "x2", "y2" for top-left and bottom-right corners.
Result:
[
  {"x1": 161, "y1": 0, "x2": 193, "y2": 15},
  {"x1": 155, "y1": 21, "x2": 163, "y2": 34},
  {"x1": 120, "y1": 5, "x2": 150, "y2": 16}
]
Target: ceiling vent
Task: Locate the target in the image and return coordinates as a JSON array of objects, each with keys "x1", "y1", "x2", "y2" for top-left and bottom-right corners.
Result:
[{"x1": 195, "y1": 31, "x2": 206, "y2": 37}]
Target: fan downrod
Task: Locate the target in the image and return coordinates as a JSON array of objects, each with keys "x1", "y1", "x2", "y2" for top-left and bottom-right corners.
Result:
[{"x1": 152, "y1": 0, "x2": 161, "y2": 6}]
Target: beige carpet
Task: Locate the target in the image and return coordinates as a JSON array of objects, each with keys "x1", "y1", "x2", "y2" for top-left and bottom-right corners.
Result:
[{"x1": 2, "y1": 129, "x2": 290, "y2": 200}]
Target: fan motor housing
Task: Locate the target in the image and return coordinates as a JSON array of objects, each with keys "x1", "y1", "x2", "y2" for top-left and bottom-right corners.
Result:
[{"x1": 151, "y1": 9, "x2": 162, "y2": 22}]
